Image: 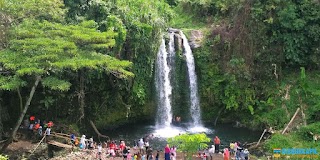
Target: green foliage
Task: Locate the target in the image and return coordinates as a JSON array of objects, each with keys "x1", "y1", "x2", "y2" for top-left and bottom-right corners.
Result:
[
  {"x1": 0, "y1": 17, "x2": 133, "y2": 131},
  {"x1": 175, "y1": 0, "x2": 243, "y2": 20},
  {"x1": 0, "y1": 19, "x2": 133, "y2": 80},
  {"x1": 170, "y1": 4, "x2": 207, "y2": 30},
  {"x1": 0, "y1": 76, "x2": 26, "y2": 90},
  {"x1": 251, "y1": 0, "x2": 320, "y2": 66},
  {"x1": 0, "y1": 154, "x2": 8, "y2": 160},
  {"x1": 191, "y1": 0, "x2": 320, "y2": 129},
  {"x1": 168, "y1": 133, "x2": 211, "y2": 160},
  {"x1": 264, "y1": 128, "x2": 320, "y2": 154},
  {"x1": 297, "y1": 122, "x2": 320, "y2": 141},
  {"x1": 264, "y1": 133, "x2": 298, "y2": 152},
  {"x1": 60, "y1": 0, "x2": 174, "y2": 125},
  {"x1": 41, "y1": 77, "x2": 71, "y2": 91},
  {"x1": 0, "y1": 0, "x2": 65, "y2": 22}
]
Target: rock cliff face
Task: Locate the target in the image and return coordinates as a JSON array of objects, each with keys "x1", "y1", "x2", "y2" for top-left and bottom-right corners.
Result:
[
  {"x1": 188, "y1": 30, "x2": 203, "y2": 49},
  {"x1": 168, "y1": 28, "x2": 204, "y2": 49}
]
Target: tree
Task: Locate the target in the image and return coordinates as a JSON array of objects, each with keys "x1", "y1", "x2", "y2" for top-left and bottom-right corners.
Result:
[
  {"x1": 0, "y1": 0, "x2": 65, "y2": 23},
  {"x1": 167, "y1": 133, "x2": 211, "y2": 160},
  {"x1": 0, "y1": 19, "x2": 133, "y2": 151}
]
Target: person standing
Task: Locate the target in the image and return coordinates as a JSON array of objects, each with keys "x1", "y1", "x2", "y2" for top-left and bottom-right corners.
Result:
[
  {"x1": 208, "y1": 145, "x2": 215, "y2": 160},
  {"x1": 123, "y1": 147, "x2": 129, "y2": 160},
  {"x1": 137, "y1": 152, "x2": 142, "y2": 160},
  {"x1": 155, "y1": 150, "x2": 159, "y2": 160},
  {"x1": 164, "y1": 144, "x2": 170, "y2": 160},
  {"x1": 234, "y1": 142, "x2": 238, "y2": 155},
  {"x1": 170, "y1": 146, "x2": 177, "y2": 159},
  {"x1": 138, "y1": 139, "x2": 144, "y2": 154},
  {"x1": 214, "y1": 136, "x2": 220, "y2": 153},
  {"x1": 145, "y1": 140, "x2": 149, "y2": 153},
  {"x1": 223, "y1": 148, "x2": 230, "y2": 160},
  {"x1": 80, "y1": 135, "x2": 86, "y2": 149},
  {"x1": 230, "y1": 142, "x2": 235, "y2": 155},
  {"x1": 127, "y1": 150, "x2": 132, "y2": 160},
  {"x1": 97, "y1": 143, "x2": 102, "y2": 160},
  {"x1": 146, "y1": 147, "x2": 153, "y2": 160},
  {"x1": 243, "y1": 149, "x2": 249, "y2": 160}
]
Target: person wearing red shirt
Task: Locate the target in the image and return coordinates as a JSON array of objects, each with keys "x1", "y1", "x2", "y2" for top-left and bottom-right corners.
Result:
[
  {"x1": 33, "y1": 123, "x2": 40, "y2": 130},
  {"x1": 47, "y1": 121, "x2": 54, "y2": 128},
  {"x1": 119, "y1": 140, "x2": 126, "y2": 150},
  {"x1": 30, "y1": 116, "x2": 35, "y2": 121},
  {"x1": 109, "y1": 141, "x2": 116, "y2": 157},
  {"x1": 214, "y1": 136, "x2": 221, "y2": 153},
  {"x1": 164, "y1": 144, "x2": 170, "y2": 160}
]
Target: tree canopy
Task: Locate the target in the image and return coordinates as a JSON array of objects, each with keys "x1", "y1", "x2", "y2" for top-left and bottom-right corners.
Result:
[{"x1": 0, "y1": 19, "x2": 133, "y2": 91}]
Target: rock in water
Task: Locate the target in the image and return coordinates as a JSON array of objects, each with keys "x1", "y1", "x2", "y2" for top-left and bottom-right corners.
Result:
[{"x1": 189, "y1": 30, "x2": 203, "y2": 49}]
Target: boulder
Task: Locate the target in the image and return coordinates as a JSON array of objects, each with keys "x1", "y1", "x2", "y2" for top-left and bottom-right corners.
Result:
[
  {"x1": 189, "y1": 30, "x2": 204, "y2": 48},
  {"x1": 168, "y1": 28, "x2": 180, "y2": 34}
]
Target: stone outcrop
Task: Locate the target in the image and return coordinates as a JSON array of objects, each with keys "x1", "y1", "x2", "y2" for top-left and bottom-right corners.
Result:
[
  {"x1": 188, "y1": 30, "x2": 203, "y2": 49},
  {"x1": 167, "y1": 28, "x2": 204, "y2": 50}
]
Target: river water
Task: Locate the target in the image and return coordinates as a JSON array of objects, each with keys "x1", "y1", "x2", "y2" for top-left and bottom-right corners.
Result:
[{"x1": 102, "y1": 122, "x2": 261, "y2": 151}]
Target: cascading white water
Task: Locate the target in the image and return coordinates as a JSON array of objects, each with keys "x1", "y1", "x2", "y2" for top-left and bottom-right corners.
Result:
[
  {"x1": 154, "y1": 31, "x2": 207, "y2": 137},
  {"x1": 180, "y1": 31, "x2": 202, "y2": 126},
  {"x1": 155, "y1": 34, "x2": 174, "y2": 127}
]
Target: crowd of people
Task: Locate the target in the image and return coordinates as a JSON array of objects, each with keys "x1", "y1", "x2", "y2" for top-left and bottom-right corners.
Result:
[
  {"x1": 21, "y1": 115, "x2": 251, "y2": 160},
  {"x1": 197, "y1": 136, "x2": 250, "y2": 160},
  {"x1": 69, "y1": 135, "x2": 250, "y2": 160},
  {"x1": 68, "y1": 134, "x2": 162, "y2": 160},
  {"x1": 21, "y1": 115, "x2": 54, "y2": 140}
]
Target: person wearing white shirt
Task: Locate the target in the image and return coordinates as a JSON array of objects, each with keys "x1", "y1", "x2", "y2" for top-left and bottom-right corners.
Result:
[{"x1": 208, "y1": 145, "x2": 215, "y2": 160}]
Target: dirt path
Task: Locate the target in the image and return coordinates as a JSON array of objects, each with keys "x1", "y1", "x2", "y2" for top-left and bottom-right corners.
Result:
[{"x1": 1, "y1": 140, "x2": 36, "y2": 159}]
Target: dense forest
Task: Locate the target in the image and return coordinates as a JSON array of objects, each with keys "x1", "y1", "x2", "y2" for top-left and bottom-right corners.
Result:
[{"x1": 0, "y1": 0, "x2": 319, "y2": 156}]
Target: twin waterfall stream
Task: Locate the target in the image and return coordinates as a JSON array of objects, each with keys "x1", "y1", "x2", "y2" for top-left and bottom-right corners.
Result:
[{"x1": 154, "y1": 29, "x2": 207, "y2": 137}]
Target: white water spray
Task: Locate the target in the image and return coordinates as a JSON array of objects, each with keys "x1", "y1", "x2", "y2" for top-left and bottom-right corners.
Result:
[
  {"x1": 155, "y1": 33, "x2": 175, "y2": 127},
  {"x1": 180, "y1": 31, "x2": 202, "y2": 126},
  {"x1": 154, "y1": 31, "x2": 206, "y2": 137}
]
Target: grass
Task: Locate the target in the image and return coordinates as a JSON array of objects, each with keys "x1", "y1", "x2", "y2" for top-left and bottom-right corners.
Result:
[
  {"x1": 263, "y1": 123, "x2": 320, "y2": 159},
  {"x1": 169, "y1": 5, "x2": 209, "y2": 32}
]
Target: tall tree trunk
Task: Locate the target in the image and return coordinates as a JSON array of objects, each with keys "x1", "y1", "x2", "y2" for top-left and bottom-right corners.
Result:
[
  {"x1": 78, "y1": 70, "x2": 85, "y2": 122},
  {"x1": 1, "y1": 76, "x2": 41, "y2": 152},
  {"x1": 17, "y1": 88, "x2": 23, "y2": 113}
]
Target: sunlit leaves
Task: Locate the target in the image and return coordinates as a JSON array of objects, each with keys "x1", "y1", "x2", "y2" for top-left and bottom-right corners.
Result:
[
  {"x1": 2, "y1": 19, "x2": 132, "y2": 76},
  {"x1": 42, "y1": 77, "x2": 71, "y2": 91},
  {"x1": 0, "y1": 75, "x2": 26, "y2": 90},
  {"x1": 168, "y1": 133, "x2": 211, "y2": 159},
  {"x1": 0, "y1": 18, "x2": 133, "y2": 94},
  {"x1": 0, "y1": 0, "x2": 65, "y2": 22}
]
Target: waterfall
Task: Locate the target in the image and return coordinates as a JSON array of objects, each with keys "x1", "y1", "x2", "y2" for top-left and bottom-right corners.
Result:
[
  {"x1": 155, "y1": 30, "x2": 203, "y2": 135},
  {"x1": 180, "y1": 32, "x2": 202, "y2": 126},
  {"x1": 155, "y1": 33, "x2": 175, "y2": 127}
]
